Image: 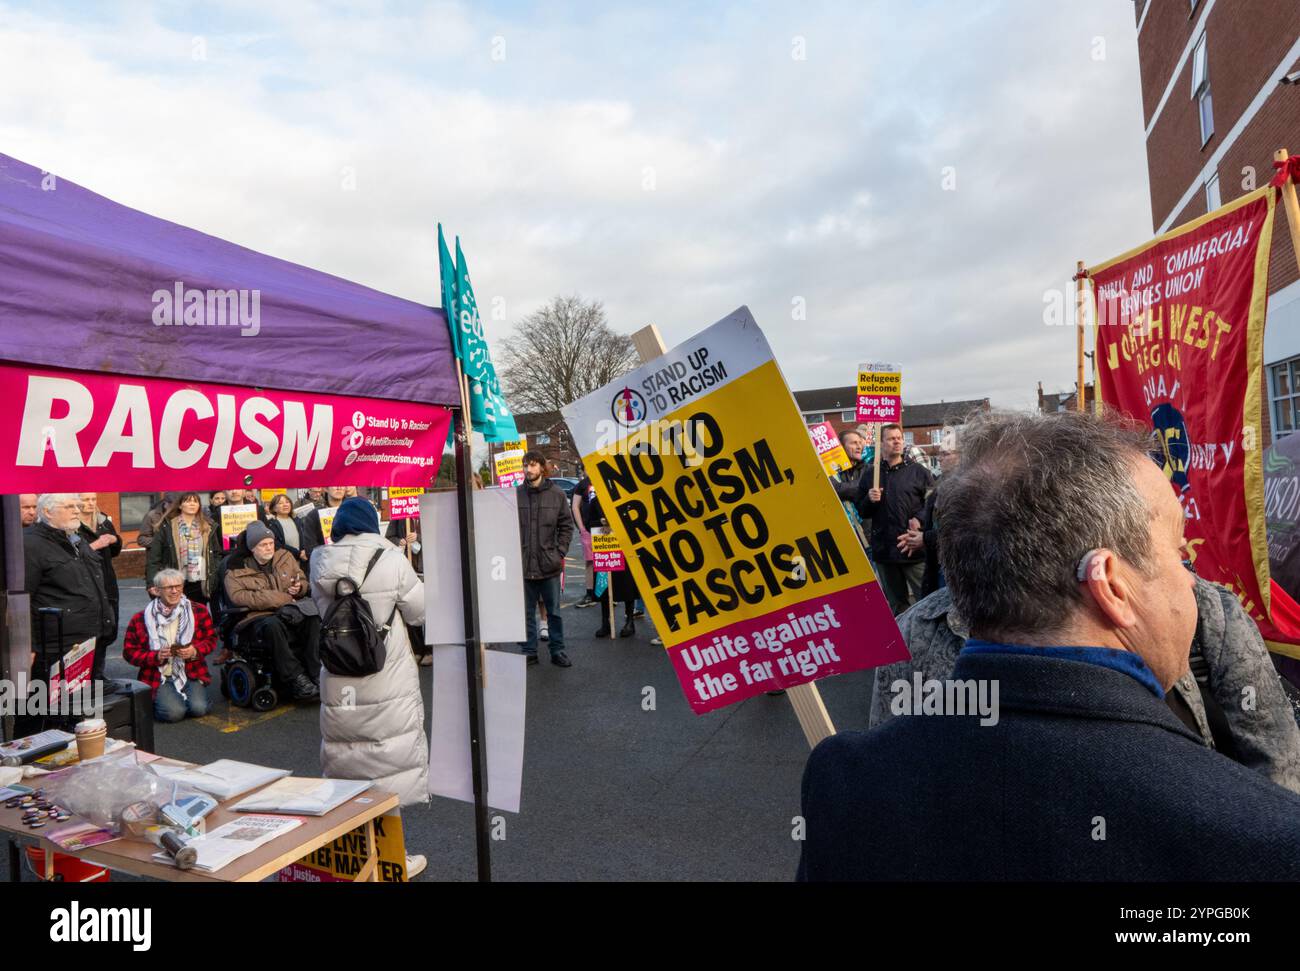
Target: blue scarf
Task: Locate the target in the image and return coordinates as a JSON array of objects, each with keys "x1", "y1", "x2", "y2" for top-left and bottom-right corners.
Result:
[{"x1": 962, "y1": 639, "x2": 1165, "y2": 698}]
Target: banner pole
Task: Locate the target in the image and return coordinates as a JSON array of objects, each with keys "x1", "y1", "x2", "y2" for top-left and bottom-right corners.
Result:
[
  {"x1": 629, "y1": 324, "x2": 836, "y2": 749},
  {"x1": 1274, "y1": 149, "x2": 1300, "y2": 276},
  {"x1": 1075, "y1": 260, "x2": 1087, "y2": 412},
  {"x1": 607, "y1": 572, "x2": 615, "y2": 639},
  {"x1": 453, "y1": 359, "x2": 492, "y2": 882}
]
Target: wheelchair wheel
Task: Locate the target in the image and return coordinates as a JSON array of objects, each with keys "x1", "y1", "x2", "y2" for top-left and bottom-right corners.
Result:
[
  {"x1": 251, "y1": 686, "x2": 278, "y2": 712},
  {"x1": 226, "y1": 660, "x2": 256, "y2": 708}
]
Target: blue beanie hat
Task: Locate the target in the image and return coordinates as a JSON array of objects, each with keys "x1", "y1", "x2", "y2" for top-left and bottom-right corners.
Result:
[{"x1": 331, "y1": 497, "x2": 380, "y2": 542}]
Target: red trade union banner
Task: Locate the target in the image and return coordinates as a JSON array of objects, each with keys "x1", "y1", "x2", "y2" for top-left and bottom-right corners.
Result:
[
  {"x1": 1091, "y1": 186, "x2": 1297, "y2": 655},
  {"x1": 0, "y1": 361, "x2": 452, "y2": 493}
]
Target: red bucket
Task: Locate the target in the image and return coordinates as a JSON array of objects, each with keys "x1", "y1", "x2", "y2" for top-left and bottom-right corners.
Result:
[{"x1": 25, "y1": 847, "x2": 110, "y2": 882}]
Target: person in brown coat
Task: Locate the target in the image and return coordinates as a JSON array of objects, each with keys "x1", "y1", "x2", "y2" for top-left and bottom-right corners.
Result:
[{"x1": 223, "y1": 521, "x2": 320, "y2": 700}]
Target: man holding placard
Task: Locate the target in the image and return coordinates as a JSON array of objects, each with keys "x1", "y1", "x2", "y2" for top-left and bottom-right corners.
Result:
[{"x1": 856, "y1": 423, "x2": 932, "y2": 615}]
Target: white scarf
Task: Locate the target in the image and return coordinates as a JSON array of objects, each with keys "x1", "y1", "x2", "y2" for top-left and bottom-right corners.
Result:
[{"x1": 144, "y1": 596, "x2": 195, "y2": 692}]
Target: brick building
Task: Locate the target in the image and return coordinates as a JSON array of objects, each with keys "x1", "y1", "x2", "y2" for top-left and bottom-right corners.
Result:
[
  {"x1": 1134, "y1": 0, "x2": 1300, "y2": 445},
  {"x1": 503, "y1": 412, "x2": 582, "y2": 478},
  {"x1": 1036, "y1": 381, "x2": 1097, "y2": 414}
]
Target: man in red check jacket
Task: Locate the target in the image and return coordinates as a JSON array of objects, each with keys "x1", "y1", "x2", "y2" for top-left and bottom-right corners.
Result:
[{"x1": 123, "y1": 568, "x2": 217, "y2": 722}]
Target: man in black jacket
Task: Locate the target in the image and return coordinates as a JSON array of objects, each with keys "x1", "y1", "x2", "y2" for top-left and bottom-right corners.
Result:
[
  {"x1": 899, "y1": 438, "x2": 960, "y2": 597},
  {"x1": 831, "y1": 428, "x2": 869, "y2": 504},
  {"x1": 24, "y1": 494, "x2": 115, "y2": 684},
  {"x1": 856, "y1": 423, "x2": 933, "y2": 614},
  {"x1": 517, "y1": 451, "x2": 574, "y2": 667},
  {"x1": 798, "y1": 410, "x2": 1300, "y2": 881}
]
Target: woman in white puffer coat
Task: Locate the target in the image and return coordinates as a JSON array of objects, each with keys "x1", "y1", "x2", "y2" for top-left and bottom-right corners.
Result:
[{"x1": 310, "y1": 498, "x2": 429, "y2": 873}]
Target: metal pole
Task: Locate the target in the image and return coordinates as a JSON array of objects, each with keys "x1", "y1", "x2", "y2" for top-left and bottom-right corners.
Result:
[
  {"x1": 1, "y1": 493, "x2": 31, "y2": 744},
  {"x1": 1075, "y1": 260, "x2": 1087, "y2": 412},
  {"x1": 452, "y1": 406, "x2": 492, "y2": 881}
]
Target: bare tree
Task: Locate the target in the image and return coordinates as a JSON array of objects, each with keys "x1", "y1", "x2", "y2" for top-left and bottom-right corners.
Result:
[{"x1": 498, "y1": 295, "x2": 639, "y2": 413}]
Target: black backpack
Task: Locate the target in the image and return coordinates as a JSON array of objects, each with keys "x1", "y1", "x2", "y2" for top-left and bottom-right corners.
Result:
[{"x1": 319, "y1": 548, "x2": 399, "y2": 677}]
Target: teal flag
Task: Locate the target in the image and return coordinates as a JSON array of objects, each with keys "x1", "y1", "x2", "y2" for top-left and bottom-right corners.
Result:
[
  {"x1": 454, "y1": 238, "x2": 495, "y2": 432},
  {"x1": 437, "y1": 224, "x2": 460, "y2": 363},
  {"x1": 440, "y1": 231, "x2": 519, "y2": 439},
  {"x1": 484, "y1": 361, "x2": 519, "y2": 442}
]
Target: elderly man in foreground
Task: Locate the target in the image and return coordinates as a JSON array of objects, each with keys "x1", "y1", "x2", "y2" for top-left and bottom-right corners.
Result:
[{"x1": 798, "y1": 410, "x2": 1300, "y2": 881}]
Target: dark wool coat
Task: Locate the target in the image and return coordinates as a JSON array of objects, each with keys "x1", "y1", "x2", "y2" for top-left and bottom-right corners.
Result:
[
  {"x1": 517, "y1": 479, "x2": 573, "y2": 580},
  {"x1": 800, "y1": 649, "x2": 1300, "y2": 881}
]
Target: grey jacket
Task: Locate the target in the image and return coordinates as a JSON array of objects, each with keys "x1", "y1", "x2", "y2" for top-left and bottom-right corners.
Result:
[{"x1": 869, "y1": 578, "x2": 1300, "y2": 795}]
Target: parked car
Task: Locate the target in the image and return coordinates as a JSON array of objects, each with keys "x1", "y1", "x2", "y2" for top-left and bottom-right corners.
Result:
[{"x1": 549, "y1": 476, "x2": 580, "y2": 499}]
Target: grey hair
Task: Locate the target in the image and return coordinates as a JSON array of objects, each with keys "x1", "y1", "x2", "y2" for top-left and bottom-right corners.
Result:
[
  {"x1": 36, "y1": 493, "x2": 81, "y2": 526},
  {"x1": 936, "y1": 408, "x2": 1156, "y2": 641},
  {"x1": 152, "y1": 568, "x2": 185, "y2": 588}
]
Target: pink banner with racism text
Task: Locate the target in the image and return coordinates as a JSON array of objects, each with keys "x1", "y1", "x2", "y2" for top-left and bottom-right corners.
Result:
[{"x1": 0, "y1": 361, "x2": 451, "y2": 493}]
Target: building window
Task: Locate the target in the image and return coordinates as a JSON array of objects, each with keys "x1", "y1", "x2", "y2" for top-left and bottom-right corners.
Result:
[
  {"x1": 1191, "y1": 34, "x2": 1213, "y2": 146},
  {"x1": 805, "y1": 412, "x2": 825, "y2": 424},
  {"x1": 904, "y1": 431, "x2": 915, "y2": 445},
  {"x1": 1273, "y1": 360, "x2": 1299, "y2": 437},
  {"x1": 930, "y1": 428, "x2": 943, "y2": 445},
  {"x1": 1205, "y1": 173, "x2": 1221, "y2": 211},
  {"x1": 841, "y1": 410, "x2": 855, "y2": 422},
  {"x1": 119, "y1": 492, "x2": 160, "y2": 531}
]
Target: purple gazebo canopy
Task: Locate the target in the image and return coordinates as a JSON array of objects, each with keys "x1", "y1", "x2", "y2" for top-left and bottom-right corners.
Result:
[{"x1": 0, "y1": 153, "x2": 460, "y2": 406}]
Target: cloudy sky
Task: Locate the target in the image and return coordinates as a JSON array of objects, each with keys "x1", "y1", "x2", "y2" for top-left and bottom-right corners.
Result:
[{"x1": 0, "y1": 0, "x2": 1153, "y2": 412}]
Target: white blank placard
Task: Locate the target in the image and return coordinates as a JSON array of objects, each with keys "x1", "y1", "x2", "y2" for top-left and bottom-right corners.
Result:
[
  {"x1": 420, "y1": 488, "x2": 526, "y2": 645},
  {"x1": 428, "y1": 646, "x2": 526, "y2": 813}
]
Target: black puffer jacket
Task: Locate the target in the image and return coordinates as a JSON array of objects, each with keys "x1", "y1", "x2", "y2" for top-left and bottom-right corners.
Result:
[
  {"x1": 517, "y1": 479, "x2": 574, "y2": 580},
  {"x1": 24, "y1": 522, "x2": 115, "y2": 654},
  {"x1": 855, "y1": 457, "x2": 934, "y2": 563}
]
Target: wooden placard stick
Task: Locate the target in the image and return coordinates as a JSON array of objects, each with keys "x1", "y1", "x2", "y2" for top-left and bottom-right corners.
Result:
[
  {"x1": 630, "y1": 324, "x2": 836, "y2": 749},
  {"x1": 1275, "y1": 149, "x2": 1300, "y2": 276},
  {"x1": 872, "y1": 422, "x2": 882, "y2": 490}
]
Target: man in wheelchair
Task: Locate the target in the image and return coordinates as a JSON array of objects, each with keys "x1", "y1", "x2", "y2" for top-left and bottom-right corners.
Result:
[{"x1": 222, "y1": 521, "x2": 321, "y2": 701}]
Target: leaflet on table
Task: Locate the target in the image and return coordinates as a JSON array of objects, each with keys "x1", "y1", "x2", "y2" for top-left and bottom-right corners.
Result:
[
  {"x1": 231, "y1": 778, "x2": 372, "y2": 816},
  {"x1": 49, "y1": 820, "x2": 119, "y2": 852},
  {"x1": 152, "y1": 815, "x2": 303, "y2": 872},
  {"x1": 153, "y1": 760, "x2": 291, "y2": 800},
  {"x1": 0, "y1": 729, "x2": 74, "y2": 763},
  {"x1": 34, "y1": 735, "x2": 134, "y2": 768}
]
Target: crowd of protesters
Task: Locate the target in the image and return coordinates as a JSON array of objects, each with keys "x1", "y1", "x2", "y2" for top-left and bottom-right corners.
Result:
[
  {"x1": 17, "y1": 488, "x2": 382, "y2": 713},
  {"x1": 12, "y1": 409, "x2": 1300, "y2": 882}
]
